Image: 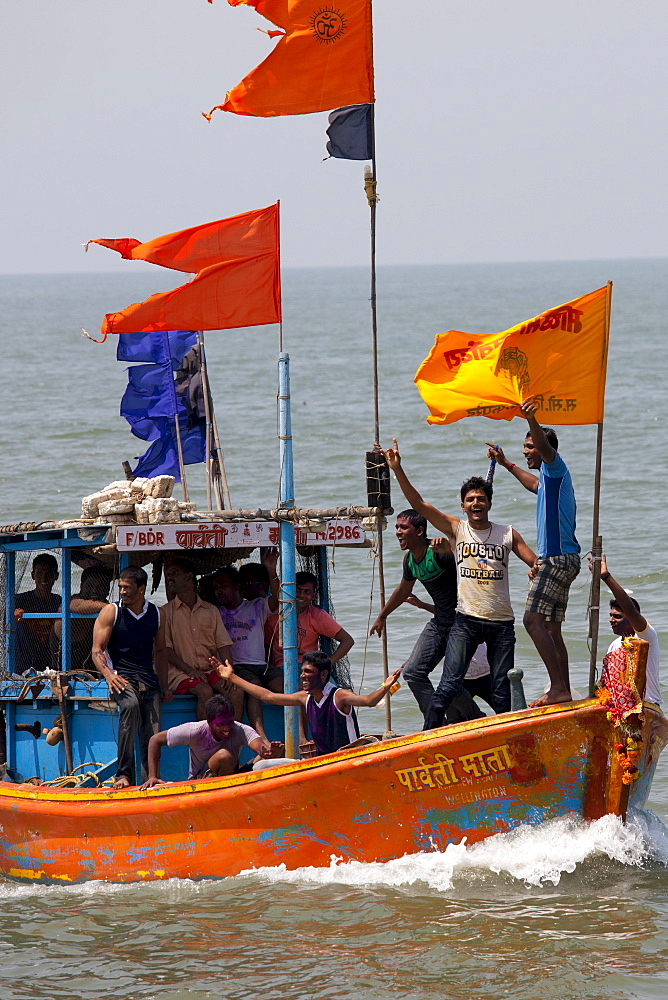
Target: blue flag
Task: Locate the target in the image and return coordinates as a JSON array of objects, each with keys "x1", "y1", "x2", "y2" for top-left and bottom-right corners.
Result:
[
  {"x1": 116, "y1": 330, "x2": 198, "y2": 367},
  {"x1": 118, "y1": 331, "x2": 206, "y2": 481},
  {"x1": 326, "y1": 104, "x2": 373, "y2": 160},
  {"x1": 132, "y1": 415, "x2": 206, "y2": 479}
]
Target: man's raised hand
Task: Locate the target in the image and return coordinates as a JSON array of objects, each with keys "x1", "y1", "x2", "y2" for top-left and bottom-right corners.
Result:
[
  {"x1": 384, "y1": 437, "x2": 401, "y2": 471},
  {"x1": 520, "y1": 399, "x2": 539, "y2": 420}
]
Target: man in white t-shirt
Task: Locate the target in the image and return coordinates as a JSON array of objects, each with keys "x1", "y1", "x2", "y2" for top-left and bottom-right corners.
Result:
[
  {"x1": 384, "y1": 439, "x2": 536, "y2": 730},
  {"x1": 594, "y1": 553, "x2": 661, "y2": 705}
]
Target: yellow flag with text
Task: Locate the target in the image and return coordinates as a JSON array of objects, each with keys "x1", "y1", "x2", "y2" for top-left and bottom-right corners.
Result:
[{"x1": 414, "y1": 286, "x2": 610, "y2": 426}]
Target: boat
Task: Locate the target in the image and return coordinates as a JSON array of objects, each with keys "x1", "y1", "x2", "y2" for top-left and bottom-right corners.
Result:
[
  {"x1": 0, "y1": 634, "x2": 664, "y2": 883},
  {"x1": 1, "y1": 3, "x2": 665, "y2": 886}
]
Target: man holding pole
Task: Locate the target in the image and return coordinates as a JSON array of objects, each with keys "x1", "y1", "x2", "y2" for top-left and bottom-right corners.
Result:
[{"x1": 487, "y1": 399, "x2": 580, "y2": 706}]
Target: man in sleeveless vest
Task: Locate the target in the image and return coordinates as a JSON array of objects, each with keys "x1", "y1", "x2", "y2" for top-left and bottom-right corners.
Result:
[
  {"x1": 382, "y1": 439, "x2": 537, "y2": 731},
  {"x1": 213, "y1": 651, "x2": 401, "y2": 756},
  {"x1": 92, "y1": 566, "x2": 163, "y2": 789},
  {"x1": 487, "y1": 399, "x2": 580, "y2": 706}
]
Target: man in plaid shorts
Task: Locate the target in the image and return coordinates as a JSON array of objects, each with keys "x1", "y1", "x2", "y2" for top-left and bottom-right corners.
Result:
[{"x1": 487, "y1": 399, "x2": 580, "y2": 706}]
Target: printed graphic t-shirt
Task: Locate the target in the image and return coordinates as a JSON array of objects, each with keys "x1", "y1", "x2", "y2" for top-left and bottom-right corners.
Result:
[{"x1": 454, "y1": 521, "x2": 514, "y2": 622}]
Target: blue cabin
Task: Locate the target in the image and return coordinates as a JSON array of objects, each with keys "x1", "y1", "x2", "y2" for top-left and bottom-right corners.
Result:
[{"x1": 0, "y1": 523, "x2": 345, "y2": 786}]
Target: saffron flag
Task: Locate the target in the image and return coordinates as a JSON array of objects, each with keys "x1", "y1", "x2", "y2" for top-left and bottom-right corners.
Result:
[
  {"x1": 206, "y1": 0, "x2": 374, "y2": 118},
  {"x1": 88, "y1": 205, "x2": 281, "y2": 338},
  {"x1": 414, "y1": 286, "x2": 610, "y2": 426}
]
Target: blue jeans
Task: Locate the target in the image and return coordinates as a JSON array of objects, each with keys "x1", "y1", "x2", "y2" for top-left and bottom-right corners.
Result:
[
  {"x1": 424, "y1": 613, "x2": 515, "y2": 730},
  {"x1": 403, "y1": 616, "x2": 484, "y2": 724}
]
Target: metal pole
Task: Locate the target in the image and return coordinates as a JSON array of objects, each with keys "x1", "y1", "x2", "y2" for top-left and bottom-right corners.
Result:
[
  {"x1": 364, "y1": 108, "x2": 392, "y2": 735},
  {"x1": 278, "y1": 353, "x2": 300, "y2": 758},
  {"x1": 61, "y1": 548, "x2": 71, "y2": 672}
]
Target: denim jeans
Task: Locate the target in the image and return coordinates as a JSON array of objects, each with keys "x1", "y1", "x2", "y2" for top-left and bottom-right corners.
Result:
[
  {"x1": 403, "y1": 616, "x2": 484, "y2": 724},
  {"x1": 112, "y1": 681, "x2": 161, "y2": 784},
  {"x1": 424, "y1": 613, "x2": 515, "y2": 730}
]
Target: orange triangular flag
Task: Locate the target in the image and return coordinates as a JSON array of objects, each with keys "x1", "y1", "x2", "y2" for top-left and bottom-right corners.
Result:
[
  {"x1": 88, "y1": 205, "x2": 281, "y2": 337},
  {"x1": 205, "y1": 0, "x2": 374, "y2": 118}
]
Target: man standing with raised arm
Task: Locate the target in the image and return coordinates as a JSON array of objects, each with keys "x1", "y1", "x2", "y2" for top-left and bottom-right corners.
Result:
[
  {"x1": 487, "y1": 399, "x2": 580, "y2": 706},
  {"x1": 381, "y1": 439, "x2": 536, "y2": 730}
]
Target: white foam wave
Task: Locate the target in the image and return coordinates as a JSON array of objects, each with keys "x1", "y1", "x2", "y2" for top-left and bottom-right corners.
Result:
[
  {"x1": 1, "y1": 810, "x2": 666, "y2": 899},
  {"x1": 239, "y1": 810, "x2": 668, "y2": 890}
]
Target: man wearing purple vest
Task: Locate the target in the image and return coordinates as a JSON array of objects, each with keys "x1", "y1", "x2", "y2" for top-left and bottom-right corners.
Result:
[{"x1": 213, "y1": 651, "x2": 400, "y2": 756}]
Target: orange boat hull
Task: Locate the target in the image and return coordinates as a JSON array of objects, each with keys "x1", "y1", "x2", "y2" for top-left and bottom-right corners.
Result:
[{"x1": 1, "y1": 699, "x2": 666, "y2": 884}]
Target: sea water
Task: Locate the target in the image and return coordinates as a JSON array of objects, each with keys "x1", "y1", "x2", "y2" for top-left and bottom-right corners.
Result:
[{"x1": 0, "y1": 259, "x2": 666, "y2": 999}]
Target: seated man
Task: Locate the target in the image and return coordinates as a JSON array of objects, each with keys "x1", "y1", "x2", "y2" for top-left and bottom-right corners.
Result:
[
  {"x1": 214, "y1": 651, "x2": 401, "y2": 756},
  {"x1": 156, "y1": 557, "x2": 238, "y2": 721},
  {"x1": 265, "y1": 571, "x2": 354, "y2": 677},
  {"x1": 15, "y1": 553, "x2": 61, "y2": 674},
  {"x1": 593, "y1": 553, "x2": 661, "y2": 705},
  {"x1": 92, "y1": 566, "x2": 163, "y2": 789},
  {"x1": 50, "y1": 566, "x2": 113, "y2": 671},
  {"x1": 140, "y1": 693, "x2": 279, "y2": 788},
  {"x1": 213, "y1": 550, "x2": 280, "y2": 740}
]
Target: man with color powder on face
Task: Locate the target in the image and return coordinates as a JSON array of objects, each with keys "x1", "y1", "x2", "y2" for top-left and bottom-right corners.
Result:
[
  {"x1": 214, "y1": 651, "x2": 401, "y2": 756},
  {"x1": 140, "y1": 693, "x2": 286, "y2": 788},
  {"x1": 487, "y1": 399, "x2": 580, "y2": 707}
]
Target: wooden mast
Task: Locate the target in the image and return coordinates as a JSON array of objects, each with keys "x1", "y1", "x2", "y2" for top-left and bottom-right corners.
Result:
[{"x1": 587, "y1": 281, "x2": 613, "y2": 695}]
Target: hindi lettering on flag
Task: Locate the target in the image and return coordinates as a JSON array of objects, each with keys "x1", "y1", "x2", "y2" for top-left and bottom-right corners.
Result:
[
  {"x1": 206, "y1": 0, "x2": 374, "y2": 118},
  {"x1": 414, "y1": 286, "x2": 610, "y2": 426}
]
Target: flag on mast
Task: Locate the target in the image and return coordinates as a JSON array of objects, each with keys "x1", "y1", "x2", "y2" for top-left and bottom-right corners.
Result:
[
  {"x1": 118, "y1": 331, "x2": 206, "y2": 480},
  {"x1": 325, "y1": 104, "x2": 373, "y2": 159},
  {"x1": 205, "y1": 0, "x2": 374, "y2": 118},
  {"x1": 86, "y1": 204, "x2": 281, "y2": 339},
  {"x1": 414, "y1": 286, "x2": 610, "y2": 426}
]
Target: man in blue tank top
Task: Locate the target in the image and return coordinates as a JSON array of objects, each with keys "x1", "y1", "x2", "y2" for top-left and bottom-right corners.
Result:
[
  {"x1": 487, "y1": 399, "x2": 580, "y2": 707},
  {"x1": 92, "y1": 566, "x2": 163, "y2": 789},
  {"x1": 214, "y1": 651, "x2": 401, "y2": 756}
]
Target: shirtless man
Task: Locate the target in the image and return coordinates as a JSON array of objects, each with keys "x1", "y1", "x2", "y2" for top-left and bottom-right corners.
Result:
[
  {"x1": 383, "y1": 439, "x2": 536, "y2": 730},
  {"x1": 487, "y1": 399, "x2": 580, "y2": 705}
]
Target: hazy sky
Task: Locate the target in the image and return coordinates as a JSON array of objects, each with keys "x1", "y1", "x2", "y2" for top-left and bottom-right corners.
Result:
[{"x1": 2, "y1": 1, "x2": 667, "y2": 274}]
